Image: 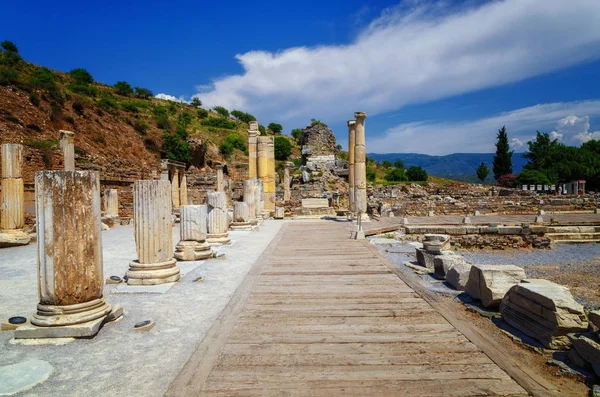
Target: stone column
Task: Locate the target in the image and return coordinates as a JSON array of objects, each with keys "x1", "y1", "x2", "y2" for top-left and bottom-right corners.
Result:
[
  {"x1": 174, "y1": 205, "x2": 211, "y2": 261},
  {"x1": 103, "y1": 189, "x2": 119, "y2": 218},
  {"x1": 248, "y1": 121, "x2": 259, "y2": 179},
  {"x1": 254, "y1": 179, "x2": 264, "y2": 220},
  {"x1": 347, "y1": 120, "x2": 356, "y2": 212},
  {"x1": 127, "y1": 180, "x2": 180, "y2": 285},
  {"x1": 15, "y1": 171, "x2": 121, "y2": 339},
  {"x1": 243, "y1": 179, "x2": 256, "y2": 223},
  {"x1": 258, "y1": 136, "x2": 275, "y2": 214},
  {"x1": 170, "y1": 169, "x2": 180, "y2": 209},
  {"x1": 354, "y1": 112, "x2": 367, "y2": 215},
  {"x1": 60, "y1": 130, "x2": 75, "y2": 171},
  {"x1": 283, "y1": 164, "x2": 291, "y2": 202},
  {"x1": 216, "y1": 165, "x2": 224, "y2": 192},
  {"x1": 230, "y1": 201, "x2": 252, "y2": 230},
  {"x1": 179, "y1": 170, "x2": 188, "y2": 206},
  {"x1": 206, "y1": 191, "x2": 230, "y2": 245},
  {"x1": 0, "y1": 144, "x2": 30, "y2": 247}
]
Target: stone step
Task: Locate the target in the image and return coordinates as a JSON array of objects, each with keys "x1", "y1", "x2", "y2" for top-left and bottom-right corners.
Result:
[
  {"x1": 550, "y1": 239, "x2": 600, "y2": 244},
  {"x1": 546, "y1": 232, "x2": 600, "y2": 241}
]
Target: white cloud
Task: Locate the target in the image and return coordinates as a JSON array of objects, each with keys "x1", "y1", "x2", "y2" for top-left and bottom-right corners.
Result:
[
  {"x1": 549, "y1": 115, "x2": 600, "y2": 144},
  {"x1": 367, "y1": 100, "x2": 600, "y2": 155},
  {"x1": 155, "y1": 93, "x2": 188, "y2": 103},
  {"x1": 195, "y1": 0, "x2": 600, "y2": 125}
]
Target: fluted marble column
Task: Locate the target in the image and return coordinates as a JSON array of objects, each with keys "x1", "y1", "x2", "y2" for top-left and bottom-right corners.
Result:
[
  {"x1": 171, "y1": 170, "x2": 180, "y2": 209},
  {"x1": 258, "y1": 136, "x2": 275, "y2": 214},
  {"x1": 254, "y1": 179, "x2": 264, "y2": 220},
  {"x1": 354, "y1": 112, "x2": 367, "y2": 215},
  {"x1": 248, "y1": 121, "x2": 259, "y2": 179},
  {"x1": 216, "y1": 165, "x2": 224, "y2": 192},
  {"x1": 230, "y1": 201, "x2": 252, "y2": 230},
  {"x1": 347, "y1": 120, "x2": 356, "y2": 212},
  {"x1": 60, "y1": 130, "x2": 75, "y2": 171},
  {"x1": 179, "y1": 170, "x2": 188, "y2": 206},
  {"x1": 243, "y1": 179, "x2": 256, "y2": 223},
  {"x1": 0, "y1": 144, "x2": 30, "y2": 247},
  {"x1": 283, "y1": 165, "x2": 291, "y2": 202},
  {"x1": 174, "y1": 205, "x2": 212, "y2": 261},
  {"x1": 15, "y1": 171, "x2": 121, "y2": 339},
  {"x1": 103, "y1": 189, "x2": 119, "y2": 218},
  {"x1": 127, "y1": 180, "x2": 180, "y2": 285},
  {"x1": 206, "y1": 191, "x2": 230, "y2": 245}
]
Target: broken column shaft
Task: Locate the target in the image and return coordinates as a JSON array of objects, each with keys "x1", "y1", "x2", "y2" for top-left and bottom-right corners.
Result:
[{"x1": 0, "y1": 143, "x2": 30, "y2": 247}]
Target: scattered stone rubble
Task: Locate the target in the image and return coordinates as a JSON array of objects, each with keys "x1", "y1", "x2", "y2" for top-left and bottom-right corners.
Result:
[{"x1": 465, "y1": 265, "x2": 526, "y2": 309}]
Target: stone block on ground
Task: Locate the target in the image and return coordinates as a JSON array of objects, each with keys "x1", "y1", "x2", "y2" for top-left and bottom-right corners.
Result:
[
  {"x1": 500, "y1": 281, "x2": 588, "y2": 349},
  {"x1": 415, "y1": 247, "x2": 436, "y2": 270},
  {"x1": 446, "y1": 262, "x2": 473, "y2": 291},
  {"x1": 422, "y1": 234, "x2": 450, "y2": 253},
  {"x1": 433, "y1": 253, "x2": 466, "y2": 280},
  {"x1": 465, "y1": 264, "x2": 525, "y2": 308},
  {"x1": 568, "y1": 333, "x2": 600, "y2": 374},
  {"x1": 589, "y1": 310, "x2": 600, "y2": 331}
]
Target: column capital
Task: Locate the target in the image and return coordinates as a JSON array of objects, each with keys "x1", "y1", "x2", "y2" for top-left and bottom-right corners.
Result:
[
  {"x1": 354, "y1": 112, "x2": 367, "y2": 120},
  {"x1": 347, "y1": 120, "x2": 356, "y2": 127},
  {"x1": 59, "y1": 130, "x2": 75, "y2": 143}
]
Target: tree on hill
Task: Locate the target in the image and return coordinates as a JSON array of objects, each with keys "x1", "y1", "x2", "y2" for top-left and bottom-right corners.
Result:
[
  {"x1": 114, "y1": 81, "x2": 133, "y2": 96},
  {"x1": 382, "y1": 160, "x2": 392, "y2": 169},
  {"x1": 407, "y1": 166, "x2": 428, "y2": 182},
  {"x1": 393, "y1": 159, "x2": 405, "y2": 170},
  {"x1": 213, "y1": 106, "x2": 229, "y2": 117},
  {"x1": 231, "y1": 110, "x2": 256, "y2": 124},
  {"x1": 69, "y1": 68, "x2": 94, "y2": 85},
  {"x1": 291, "y1": 128, "x2": 302, "y2": 144},
  {"x1": 385, "y1": 168, "x2": 407, "y2": 182},
  {"x1": 135, "y1": 87, "x2": 153, "y2": 99},
  {"x1": 476, "y1": 162, "x2": 490, "y2": 184},
  {"x1": 493, "y1": 126, "x2": 514, "y2": 180},
  {"x1": 274, "y1": 136, "x2": 292, "y2": 160},
  {"x1": 190, "y1": 97, "x2": 202, "y2": 108},
  {"x1": 258, "y1": 124, "x2": 266, "y2": 136},
  {"x1": 1, "y1": 41, "x2": 18, "y2": 53},
  {"x1": 268, "y1": 122, "x2": 283, "y2": 134}
]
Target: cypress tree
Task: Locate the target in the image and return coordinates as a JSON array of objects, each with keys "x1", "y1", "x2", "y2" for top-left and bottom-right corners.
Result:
[{"x1": 493, "y1": 125, "x2": 514, "y2": 180}]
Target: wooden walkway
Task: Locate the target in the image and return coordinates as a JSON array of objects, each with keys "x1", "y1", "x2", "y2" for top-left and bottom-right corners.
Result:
[{"x1": 167, "y1": 221, "x2": 556, "y2": 396}]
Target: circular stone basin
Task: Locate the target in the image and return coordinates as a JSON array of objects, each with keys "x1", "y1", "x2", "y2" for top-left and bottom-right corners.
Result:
[
  {"x1": 8, "y1": 316, "x2": 27, "y2": 324},
  {"x1": 109, "y1": 276, "x2": 122, "y2": 282},
  {"x1": 134, "y1": 320, "x2": 151, "y2": 328}
]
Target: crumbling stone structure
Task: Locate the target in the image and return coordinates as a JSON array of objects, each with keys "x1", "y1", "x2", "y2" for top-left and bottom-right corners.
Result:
[
  {"x1": 0, "y1": 144, "x2": 30, "y2": 247},
  {"x1": 301, "y1": 123, "x2": 337, "y2": 171},
  {"x1": 161, "y1": 159, "x2": 187, "y2": 210}
]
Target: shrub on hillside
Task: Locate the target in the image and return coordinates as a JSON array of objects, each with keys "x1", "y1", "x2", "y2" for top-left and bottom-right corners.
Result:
[
  {"x1": 197, "y1": 108, "x2": 208, "y2": 119},
  {"x1": 219, "y1": 141, "x2": 234, "y2": 157},
  {"x1": 178, "y1": 111, "x2": 194, "y2": 127},
  {"x1": 98, "y1": 97, "x2": 118, "y2": 110},
  {"x1": 134, "y1": 86, "x2": 153, "y2": 99},
  {"x1": 291, "y1": 128, "x2": 302, "y2": 144},
  {"x1": 366, "y1": 166, "x2": 376, "y2": 182},
  {"x1": 201, "y1": 117, "x2": 236, "y2": 129},
  {"x1": 224, "y1": 134, "x2": 246, "y2": 152},
  {"x1": 156, "y1": 113, "x2": 171, "y2": 130},
  {"x1": 310, "y1": 118, "x2": 327, "y2": 127},
  {"x1": 68, "y1": 83, "x2": 98, "y2": 97},
  {"x1": 0, "y1": 67, "x2": 18, "y2": 86},
  {"x1": 497, "y1": 174, "x2": 517, "y2": 188},
  {"x1": 113, "y1": 81, "x2": 133, "y2": 96},
  {"x1": 72, "y1": 99, "x2": 85, "y2": 115},
  {"x1": 274, "y1": 136, "x2": 292, "y2": 160},
  {"x1": 268, "y1": 122, "x2": 283, "y2": 134},
  {"x1": 162, "y1": 131, "x2": 190, "y2": 163},
  {"x1": 213, "y1": 106, "x2": 229, "y2": 117},
  {"x1": 133, "y1": 119, "x2": 149, "y2": 135},
  {"x1": 384, "y1": 168, "x2": 407, "y2": 182},
  {"x1": 190, "y1": 97, "x2": 202, "y2": 107},
  {"x1": 1, "y1": 41, "x2": 18, "y2": 53},
  {"x1": 258, "y1": 124, "x2": 266, "y2": 136},
  {"x1": 407, "y1": 166, "x2": 428, "y2": 182},
  {"x1": 121, "y1": 101, "x2": 140, "y2": 113},
  {"x1": 69, "y1": 68, "x2": 94, "y2": 85},
  {"x1": 231, "y1": 110, "x2": 256, "y2": 123},
  {"x1": 29, "y1": 92, "x2": 40, "y2": 107}
]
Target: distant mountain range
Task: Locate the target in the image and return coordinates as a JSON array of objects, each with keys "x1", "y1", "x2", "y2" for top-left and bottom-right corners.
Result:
[{"x1": 367, "y1": 152, "x2": 528, "y2": 182}]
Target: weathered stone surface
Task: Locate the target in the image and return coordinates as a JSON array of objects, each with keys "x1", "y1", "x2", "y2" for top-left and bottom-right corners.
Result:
[
  {"x1": 254, "y1": 179, "x2": 264, "y2": 219},
  {"x1": 500, "y1": 281, "x2": 588, "y2": 349},
  {"x1": 207, "y1": 191, "x2": 230, "y2": 245},
  {"x1": 302, "y1": 198, "x2": 329, "y2": 208},
  {"x1": 60, "y1": 130, "x2": 75, "y2": 171},
  {"x1": 301, "y1": 123, "x2": 337, "y2": 171},
  {"x1": 174, "y1": 205, "x2": 211, "y2": 260},
  {"x1": 589, "y1": 310, "x2": 600, "y2": 330},
  {"x1": 283, "y1": 166, "x2": 291, "y2": 202},
  {"x1": 248, "y1": 121, "x2": 258, "y2": 179},
  {"x1": 243, "y1": 179, "x2": 256, "y2": 220},
  {"x1": 569, "y1": 333, "x2": 600, "y2": 372},
  {"x1": 354, "y1": 112, "x2": 367, "y2": 214},
  {"x1": 422, "y1": 234, "x2": 450, "y2": 254},
  {"x1": 415, "y1": 248, "x2": 436, "y2": 270},
  {"x1": 128, "y1": 180, "x2": 180, "y2": 285},
  {"x1": 103, "y1": 189, "x2": 119, "y2": 218},
  {"x1": 446, "y1": 262, "x2": 473, "y2": 291},
  {"x1": 230, "y1": 201, "x2": 252, "y2": 231},
  {"x1": 347, "y1": 120, "x2": 356, "y2": 212},
  {"x1": 433, "y1": 253, "x2": 466, "y2": 280},
  {"x1": 274, "y1": 207, "x2": 284, "y2": 219},
  {"x1": 465, "y1": 265, "x2": 526, "y2": 308},
  {"x1": 0, "y1": 144, "x2": 29, "y2": 247},
  {"x1": 257, "y1": 136, "x2": 275, "y2": 213}
]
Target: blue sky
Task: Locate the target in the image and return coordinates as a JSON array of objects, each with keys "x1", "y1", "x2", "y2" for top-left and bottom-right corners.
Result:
[{"x1": 3, "y1": 0, "x2": 600, "y2": 155}]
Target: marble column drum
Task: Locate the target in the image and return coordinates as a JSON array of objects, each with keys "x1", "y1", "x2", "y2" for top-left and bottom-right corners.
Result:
[
  {"x1": 354, "y1": 112, "x2": 367, "y2": 215},
  {"x1": 254, "y1": 179, "x2": 264, "y2": 220},
  {"x1": 283, "y1": 166, "x2": 291, "y2": 202},
  {"x1": 206, "y1": 191, "x2": 230, "y2": 245},
  {"x1": 257, "y1": 136, "x2": 275, "y2": 214},
  {"x1": 0, "y1": 144, "x2": 30, "y2": 247},
  {"x1": 171, "y1": 170, "x2": 180, "y2": 209},
  {"x1": 179, "y1": 171, "x2": 188, "y2": 206},
  {"x1": 15, "y1": 171, "x2": 121, "y2": 339},
  {"x1": 60, "y1": 130, "x2": 75, "y2": 171},
  {"x1": 347, "y1": 120, "x2": 356, "y2": 212},
  {"x1": 127, "y1": 180, "x2": 180, "y2": 285},
  {"x1": 248, "y1": 121, "x2": 259, "y2": 179},
  {"x1": 243, "y1": 179, "x2": 256, "y2": 224},
  {"x1": 103, "y1": 189, "x2": 119, "y2": 218},
  {"x1": 174, "y1": 205, "x2": 212, "y2": 261},
  {"x1": 230, "y1": 201, "x2": 252, "y2": 230}
]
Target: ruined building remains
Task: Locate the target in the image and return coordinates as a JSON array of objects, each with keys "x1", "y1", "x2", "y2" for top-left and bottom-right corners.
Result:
[{"x1": 301, "y1": 123, "x2": 337, "y2": 171}]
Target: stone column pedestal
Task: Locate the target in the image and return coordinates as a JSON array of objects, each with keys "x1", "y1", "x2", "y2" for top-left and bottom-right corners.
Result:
[
  {"x1": 127, "y1": 180, "x2": 180, "y2": 285},
  {"x1": 103, "y1": 189, "x2": 119, "y2": 218},
  {"x1": 174, "y1": 205, "x2": 212, "y2": 261},
  {"x1": 230, "y1": 201, "x2": 252, "y2": 230},
  {"x1": 0, "y1": 144, "x2": 30, "y2": 247},
  {"x1": 206, "y1": 191, "x2": 230, "y2": 245},
  {"x1": 15, "y1": 171, "x2": 121, "y2": 339}
]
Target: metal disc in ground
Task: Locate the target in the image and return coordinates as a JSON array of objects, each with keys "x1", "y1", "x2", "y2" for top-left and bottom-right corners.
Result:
[
  {"x1": 8, "y1": 316, "x2": 26, "y2": 324},
  {"x1": 134, "y1": 320, "x2": 151, "y2": 328},
  {"x1": 109, "y1": 276, "x2": 122, "y2": 282}
]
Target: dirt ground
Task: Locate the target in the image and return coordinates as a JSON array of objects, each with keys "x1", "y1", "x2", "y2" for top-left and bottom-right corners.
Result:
[{"x1": 454, "y1": 298, "x2": 591, "y2": 397}]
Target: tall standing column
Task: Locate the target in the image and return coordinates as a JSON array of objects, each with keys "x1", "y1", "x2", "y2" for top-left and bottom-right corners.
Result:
[
  {"x1": 206, "y1": 191, "x2": 231, "y2": 246},
  {"x1": 283, "y1": 164, "x2": 291, "y2": 202},
  {"x1": 347, "y1": 120, "x2": 356, "y2": 212},
  {"x1": 0, "y1": 144, "x2": 30, "y2": 247},
  {"x1": 243, "y1": 179, "x2": 256, "y2": 223},
  {"x1": 174, "y1": 205, "x2": 211, "y2": 261},
  {"x1": 258, "y1": 136, "x2": 275, "y2": 214},
  {"x1": 254, "y1": 179, "x2": 264, "y2": 220},
  {"x1": 103, "y1": 189, "x2": 119, "y2": 218},
  {"x1": 179, "y1": 170, "x2": 188, "y2": 206},
  {"x1": 171, "y1": 169, "x2": 180, "y2": 209},
  {"x1": 248, "y1": 121, "x2": 259, "y2": 179},
  {"x1": 15, "y1": 171, "x2": 121, "y2": 339},
  {"x1": 127, "y1": 180, "x2": 180, "y2": 285},
  {"x1": 354, "y1": 112, "x2": 367, "y2": 215},
  {"x1": 60, "y1": 130, "x2": 75, "y2": 171},
  {"x1": 216, "y1": 165, "x2": 224, "y2": 192}
]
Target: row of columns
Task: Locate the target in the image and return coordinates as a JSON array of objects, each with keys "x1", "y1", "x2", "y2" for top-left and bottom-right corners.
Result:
[
  {"x1": 0, "y1": 144, "x2": 30, "y2": 247},
  {"x1": 160, "y1": 159, "x2": 187, "y2": 209},
  {"x1": 247, "y1": 121, "x2": 275, "y2": 214},
  {"x1": 347, "y1": 112, "x2": 367, "y2": 215}
]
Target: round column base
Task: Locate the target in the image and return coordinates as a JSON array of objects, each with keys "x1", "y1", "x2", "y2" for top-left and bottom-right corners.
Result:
[
  {"x1": 126, "y1": 258, "x2": 180, "y2": 285},
  {"x1": 0, "y1": 229, "x2": 31, "y2": 248},
  {"x1": 31, "y1": 297, "x2": 112, "y2": 327},
  {"x1": 206, "y1": 233, "x2": 231, "y2": 246},
  {"x1": 174, "y1": 240, "x2": 212, "y2": 261},
  {"x1": 230, "y1": 222, "x2": 252, "y2": 231}
]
